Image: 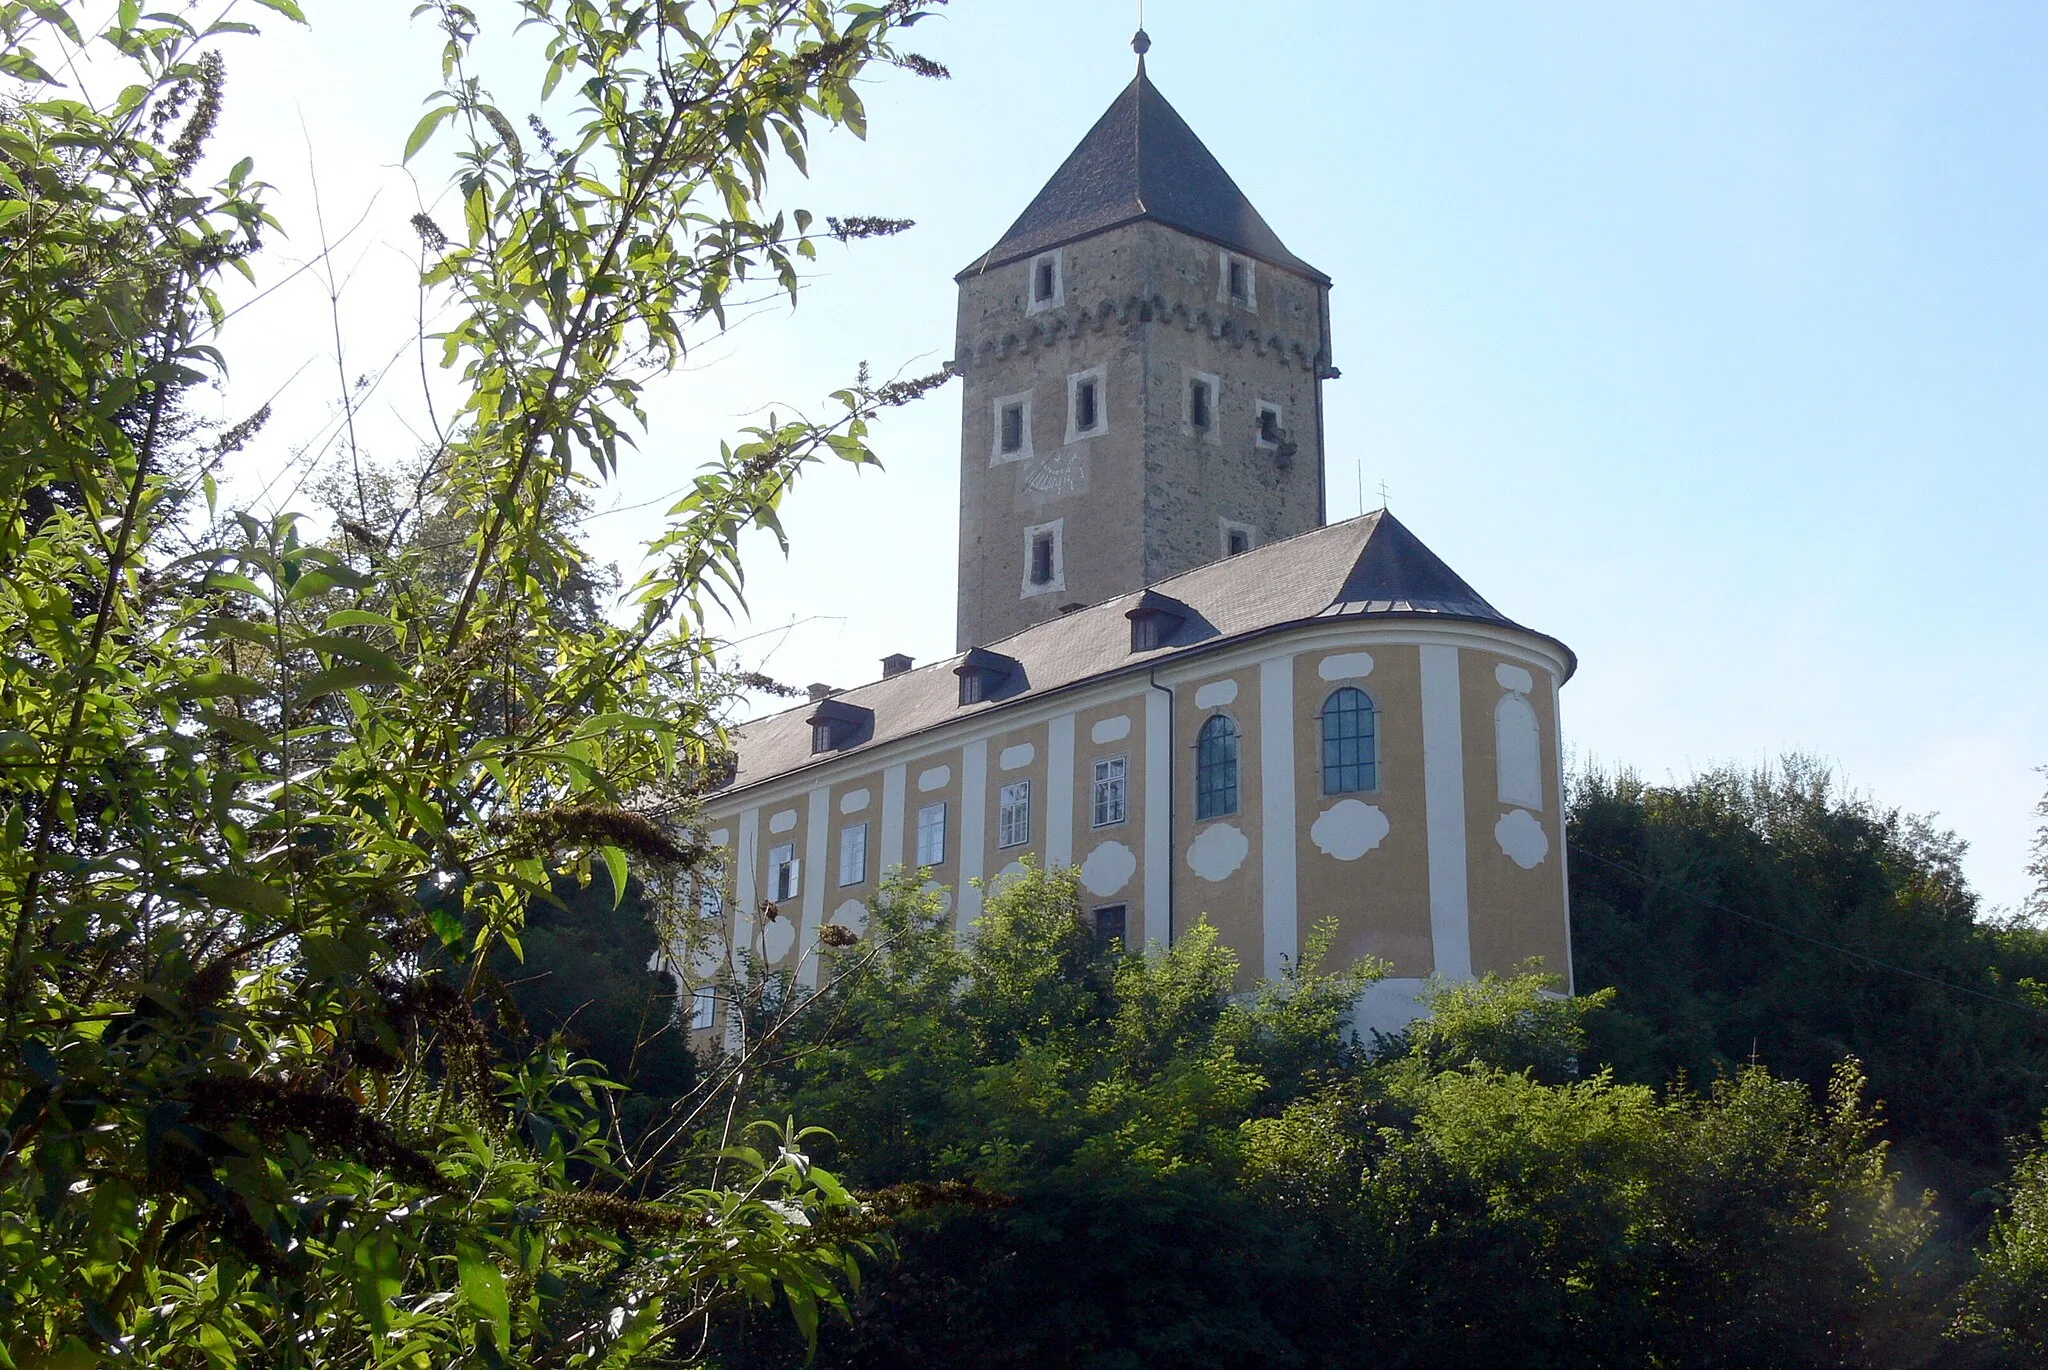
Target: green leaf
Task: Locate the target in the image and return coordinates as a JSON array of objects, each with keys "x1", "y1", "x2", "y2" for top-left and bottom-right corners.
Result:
[
  {"x1": 0, "y1": 200, "x2": 28, "y2": 231},
  {"x1": 601, "y1": 845, "x2": 629, "y2": 909},
  {"x1": 184, "y1": 870, "x2": 289, "y2": 920},
  {"x1": 295, "y1": 662, "x2": 406, "y2": 699},
  {"x1": 458, "y1": 1242, "x2": 511, "y2": 1348},
  {"x1": 404, "y1": 104, "x2": 458, "y2": 163}
]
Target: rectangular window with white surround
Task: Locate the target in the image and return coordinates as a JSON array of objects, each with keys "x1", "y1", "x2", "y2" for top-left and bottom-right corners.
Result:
[
  {"x1": 1092, "y1": 756, "x2": 1128, "y2": 828},
  {"x1": 916, "y1": 802, "x2": 947, "y2": 866},
  {"x1": 768, "y1": 843, "x2": 799, "y2": 902},
  {"x1": 838, "y1": 822, "x2": 868, "y2": 887},
  {"x1": 689, "y1": 987, "x2": 718, "y2": 1031},
  {"x1": 1184, "y1": 367, "x2": 1220, "y2": 440},
  {"x1": 1028, "y1": 249, "x2": 1063, "y2": 314},
  {"x1": 1021, "y1": 519, "x2": 1064, "y2": 597},
  {"x1": 992, "y1": 391, "x2": 1032, "y2": 462},
  {"x1": 998, "y1": 780, "x2": 1032, "y2": 849},
  {"x1": 1219, "y1": 250, "x2": 1256, "y2": 310},
  {"x1": 1066, "y1": 365, "x2": 1107, "y2": 442}
]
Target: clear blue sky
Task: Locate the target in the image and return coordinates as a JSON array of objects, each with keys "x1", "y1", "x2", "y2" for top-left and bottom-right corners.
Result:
[{"x1": 208, "y1": 2, "x2": 2048, "y2": 908}]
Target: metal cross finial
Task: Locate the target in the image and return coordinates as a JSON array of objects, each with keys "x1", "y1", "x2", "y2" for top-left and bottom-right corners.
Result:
[{"x1": 1377, "y1": 479, "x2": 1391, "y2": 510}]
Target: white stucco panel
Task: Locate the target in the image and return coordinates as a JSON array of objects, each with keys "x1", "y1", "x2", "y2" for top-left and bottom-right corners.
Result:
[
  {"x1": 920, "y1": 878, "x2": 954, "y2": 915},
  {"x1": 839, "y1": 788, "x2": 870, "y2": 815},
  {"x1": 999, "y1": 743, "x2": 1035, "y2": 771},
  {"x1": 833, "y1": 899, "x2": 869, "y2": 936},
  {"x1": 917, "y1": 765, "x2": 951, "y2": 793},
  {"x1": 1186, "y1": 822, "x2": 1250, "y2": 883},
  {"x1": 1194, "y1": 679, "x2": 1239, "y2": 709},
  {"x1": 708, "y1": 829, "x2": 729, "y2": 848},
  {"x1": 1318, "y1": 651, "x2": 1375, "y2": 682},
  {"x1": 1311, "y1": 800, "x2": 1391, "y2": 861},
  {"x1": 1495, "y1": 662, "x2": 1535, "y2": 694},
  {"x1": 768, "y1": 809, "x2": 797, "y2": 834},
  {"x1": 762, "y1": 911, "x2": 796, "y2": 961},
  {"x1": 1080, "y1": 840, "x2": 1137, "y2": 897},
  {"x1": 1495, "y1": 807, "x2": 1550, "y2": 869},
  {"x1": 1090, "y1": 714, "x2": 1131, "y2": 745}
]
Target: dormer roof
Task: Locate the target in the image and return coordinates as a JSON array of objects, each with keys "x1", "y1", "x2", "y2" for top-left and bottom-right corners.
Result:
[
  {"x1": 957, "y1": 65, "x2": 1328, "y2": 285},
  {"x1": 721, "y1": 509, "x2": 1570, "y2": 795}
]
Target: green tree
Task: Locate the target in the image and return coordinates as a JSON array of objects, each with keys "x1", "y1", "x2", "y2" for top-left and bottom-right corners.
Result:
[
  {"x1": 1960, "y1": 1118, "x2": 2048, "y2": 1362},
  {"x1": 0, "y1": 0, "x2": 946, "y2": 1362}
]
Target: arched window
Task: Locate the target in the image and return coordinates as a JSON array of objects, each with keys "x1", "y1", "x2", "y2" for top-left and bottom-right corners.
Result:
[
  {"x1": 1195, "y1": 714, "x2": 1240, "y2": 820},
  {"x1": 1321, "y1": 687, "x2": 1378, "y2": 794}
]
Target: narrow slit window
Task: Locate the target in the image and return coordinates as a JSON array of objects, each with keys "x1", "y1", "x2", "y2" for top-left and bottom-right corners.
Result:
[
  {"x1": 998, "y1": 781, "x2": 1032, "y2": 849},
  {"x1": 1000, "y1": 401, "x2": 1025, "y2": 454},
  {"x1": 1029, "y1": 532, "x2": 1055, "y2": 586},
  {"x1": 1195, "y1": 715, "x2": 1240, "y2": 820},
  {"x1": 1034, "y1": 259, "x2": 1056, "y2": 302},
  {"x1": 1257, "y1": 404, "x2": 1281, "y2": 446},
  {"x1": 1092, "y1": 756, "x2": 1128, "y2": 828},
  {"x1": 1227, "y1": 258, "x2": 1248, "y2": 302},
  {"x1": 1189, "y1": 378, "x2": 1212, "y2": 431}
]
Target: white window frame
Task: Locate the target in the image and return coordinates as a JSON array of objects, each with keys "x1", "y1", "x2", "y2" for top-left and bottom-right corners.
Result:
[
  {"x1": 1027, "y1": 248, "x2": 1064, "y2": 315},
  {"x1": 1183, "y1": 367, "x2": 1221, "y2": 442},
  {"x1": 689, "y1": 986, "x2": 718, "y2": 1031},
  {"x1": 1065, "y1": 364, "x2": 1108, "y2": 443},
  {"x1": 768, "y1": 843, "x2": 799, "y2": 902},
  {"x1": 1220, "y1": 518, "x2": 1256, "y2": 558},
  {"x1": 838, "y1": 822, "x2": 868, "y2": 887},
  {"x1": 696, "y1": 866, "x2": 725, "y2": 920},
  {"x1": 997, "y1": 780, "x2": 1032, "y2": 849},
  {"x1": 1020, "y1": 518, "x2": 1065, "y2": 599},
  {"x1": 915, "y1": 802, "x2": 948, "y2": 866},
  {"x1": 991, "y1": 389, "x2": 1034, "y2": 464},
  {"x1": 1091, "y1": 755, "x2": 1128, "y2": 828},
  {"x1": 1255, "y1": 400, "x2": 1283, "y2": 450},
  {"x1": 1218, "y1": 250, "x2": 1257, "y2": 310}
]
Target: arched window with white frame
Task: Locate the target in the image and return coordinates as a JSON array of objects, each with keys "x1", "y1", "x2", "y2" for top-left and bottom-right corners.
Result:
[
  {"x1": 1320, "y1": 687, "x2": 1378, "y2": 794},
  {"x1": 1195, "y1": 714, "x2": 1240, "y2": 820}
]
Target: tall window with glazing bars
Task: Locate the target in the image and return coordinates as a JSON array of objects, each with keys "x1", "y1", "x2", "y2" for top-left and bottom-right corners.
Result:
[
  {"x1": 1195, "y1": 714, "x2": 1240, "y2": 819},
  {"x1": 1320, "y1": 687, "x2": 1378, "y2": 793}
]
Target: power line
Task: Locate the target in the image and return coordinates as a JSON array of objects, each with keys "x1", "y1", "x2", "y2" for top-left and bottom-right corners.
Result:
[{"x1": 1569, "y1": 844, "x2": 2048, "y2": 1021}]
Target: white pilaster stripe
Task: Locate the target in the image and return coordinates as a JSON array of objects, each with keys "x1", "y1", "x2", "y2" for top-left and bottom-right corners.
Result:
[
  {"x1": 1420, "y1": 645, "x2": 1473, "y2": 981},
  {"x1": 798, "y1": 786, "x2": 830, "y2": 988},
  {"x1": 957, "y1": 739, "x2": 989, "y2": 936},
  {"x1": 1551, "y1": 672, "x2": 1574, "y2": 995},
  {"x1": 1046, "y1": 713, "x2": 1076, "y2": 869},
  {"x1": 1143, "y1": 685, "x2": 1171, "y2": 949},
  {"x1": 881, "y1": 763, "x2": 908, "y2": 879},
  {"x1": 1259, "y1": 655, "x2": 1298, "y2": 980},
  {"x1": 730, "y1": 808, "x2": 760, "y2": 1050}
]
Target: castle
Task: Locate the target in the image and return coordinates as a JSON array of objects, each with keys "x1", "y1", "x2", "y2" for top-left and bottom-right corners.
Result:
[{"x1": 692, "y1": 39, "x2": 1576, "y2": 1035}]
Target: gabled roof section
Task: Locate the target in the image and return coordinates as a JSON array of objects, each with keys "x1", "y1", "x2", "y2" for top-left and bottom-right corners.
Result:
[{"x1": 958, "y1": 63, "x2": 1328, "y2": 284}]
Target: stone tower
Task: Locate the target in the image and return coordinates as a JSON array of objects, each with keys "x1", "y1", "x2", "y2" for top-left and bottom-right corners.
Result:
[{"x1": 951, "y1": 47, "x2": 1336, "y2": 652}]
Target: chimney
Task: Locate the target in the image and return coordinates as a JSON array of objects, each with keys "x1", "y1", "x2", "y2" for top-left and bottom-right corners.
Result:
[
  {"x1": 805, "y1": 682, "x2": 836, "y2": 702},
  {"x1": 881, "y1": 653, "x2": 914, "y2": 679}
]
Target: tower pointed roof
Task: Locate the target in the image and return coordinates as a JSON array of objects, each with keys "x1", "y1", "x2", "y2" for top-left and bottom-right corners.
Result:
[
  {"x1": 958, "y1": 63, "x2": 1328, "y2": 283},
  {"x1": 1324, "y1": 509, "x2": 1509, "y2": 623}
]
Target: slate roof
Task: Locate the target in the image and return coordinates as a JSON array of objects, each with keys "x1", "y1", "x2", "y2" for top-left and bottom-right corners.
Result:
[
  {"x1": 957, "y1": 62, "x2": 1329, "y2": 284},
  {"x1": 722, "y1": 511, "x2": 1572, "y2": 795}
]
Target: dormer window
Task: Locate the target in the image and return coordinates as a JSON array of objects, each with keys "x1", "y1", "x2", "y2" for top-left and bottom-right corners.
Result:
[
  {"x1": 1218, "y1": 250, "x2": 1256, "y2": 310},
  {"x1": 806, "y1": 698, "x2": 874, "y2": 753},
  {"x1": 1126, "y1": 589, "x2": 1192, "y2": 654},
  {"x1": 955, "y1": 647, "x2": 1022, "y2": 707},
  {"x1": 1027, "y1": 249, "x2": 1063, "y2": 315}
]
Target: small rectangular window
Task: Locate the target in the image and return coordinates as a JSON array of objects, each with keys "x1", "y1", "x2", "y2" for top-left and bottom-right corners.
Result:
[
  {"x1": 1132, "y1": 615, "x2": 1164, "y2": 652},
  {"x1": 998, "y1": 780, "x2": 1032, "y2": 849},
  {"x1": 1029, "y1": 531, "x2": 1055, "y2": 586},
  {"x1": 1227, "y1": 259, "x2": 1247, "y2": 301},
  {"x1": 960, "y1": 672, "x2": 985, "y2": 705},
  {"x1": 690, "y1": 987, "x2": 718, "y2": 1031},
  {"x1": 1092, "y1": 756, "x2": 1128, "y2": 828},
  {"x1": 1000, "y1": 401, "x2": 1025, "y2": 454},
  {"x1": 1075, "y1": 379, "x2": 1098, "y2": 433},
  {"x1": 1035, "y1": 259, "x2": 1055, "y2": 302},
  {"x1": 812, "y1": 722, "x2": 834, "y2": 753},
  {"x1": 1094, "y1": 904, "x2": 1128, "y2": 947},
  {"x1": 916, "y1": 802, "x2": 947, "y2": 866},
  {"x1": 1227, "y1": 527, "x2": 1250, "y2": 557},
  {"x1": 838, "y1": 822, "x2": 868, "y2": 887},
  {"x1": 1256, "y1": 403, "x2": 1281, "y2": 447},
  {"x1": 769, "y1": 843, "x2": 799, "y2": 903},
  {"x1": 1189, "y1": 378, "x2": 1212, "y2": 431}
]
